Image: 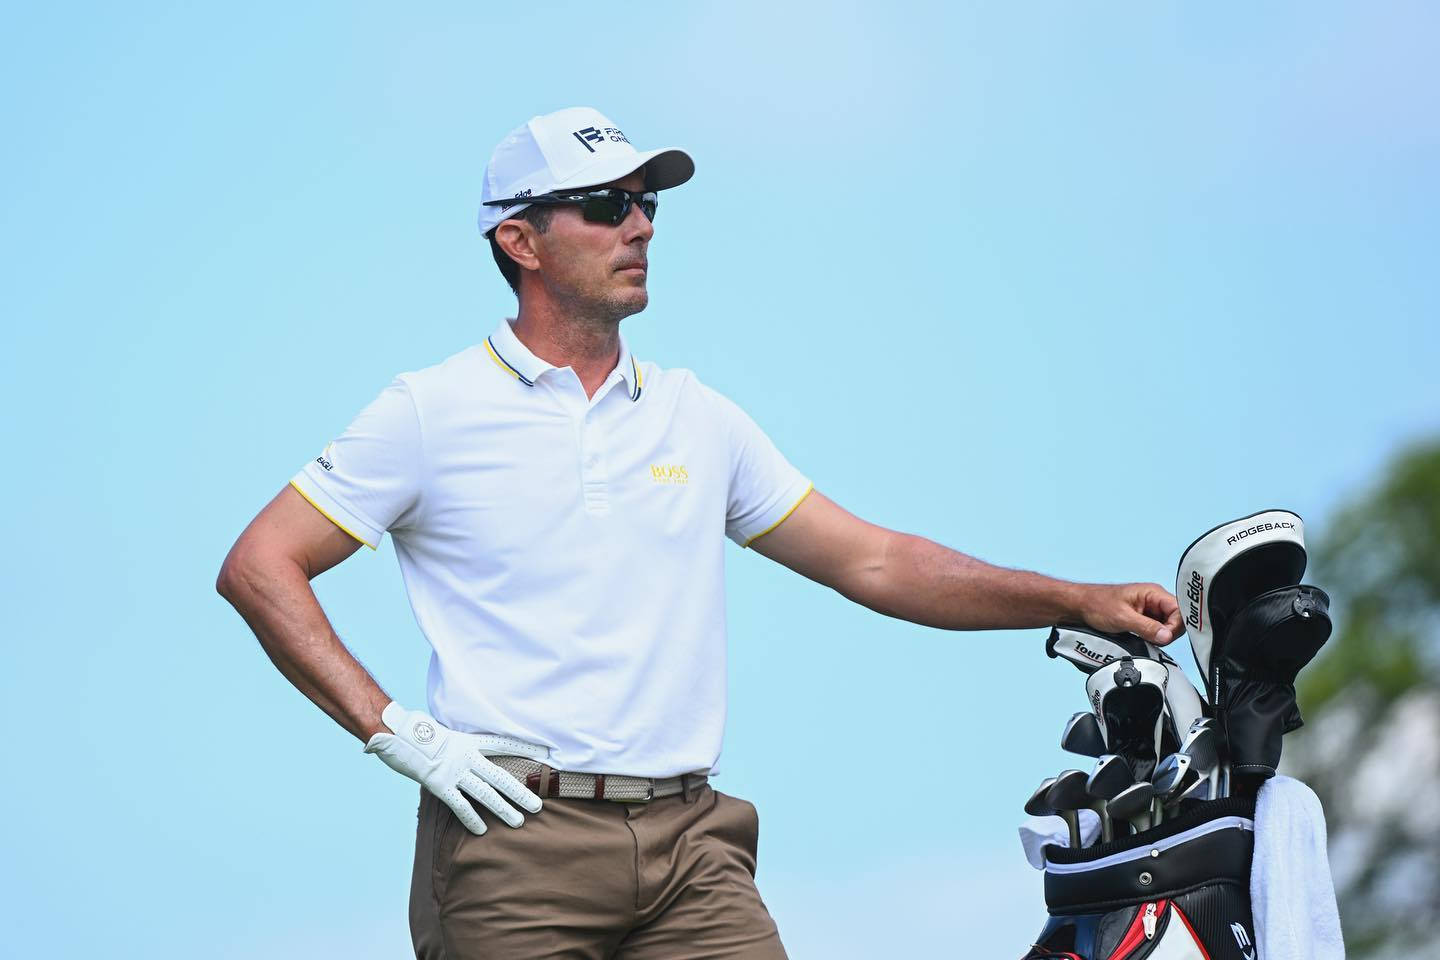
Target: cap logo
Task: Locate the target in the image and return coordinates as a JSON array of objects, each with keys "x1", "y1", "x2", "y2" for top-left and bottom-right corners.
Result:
[{"x1": 571, "y1": 125, "x2": 630, "y2": 153}]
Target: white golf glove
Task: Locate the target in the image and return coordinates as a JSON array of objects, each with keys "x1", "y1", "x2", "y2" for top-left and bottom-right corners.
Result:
[{"x1": 364, "y1": 701, "x2": 546, "y2": 836}]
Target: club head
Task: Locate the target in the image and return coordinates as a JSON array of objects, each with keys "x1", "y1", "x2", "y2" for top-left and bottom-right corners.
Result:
[
  {"x1": 1176, "y1": 775, "x2": 1213, "y2": 805},
  {"x1": 1025, "y1": 777, "x2": 1059, "y2": 817},
  {"x1": 1045, "y1": 769, "x2": 1091, "y2": 813},
  {"x1": 1061, "y1": 712, "x2": 1107, "y2": 758},
  {"x1": 1108, "y1": 781, "x2": 1156, "y2": 832},
  {"x1": 1086, "y1": 754, "x2": 1135, "y2": 802},
  {"x1": 1179, "y1": 724, "x2": 1219, "y2": 773},
  {"x1": 1043, "y1": 770, "x2": 1090, "y2": 848},
  {"x1": 1152, "y1": 753, "x2": 1195, "y2": 798}
]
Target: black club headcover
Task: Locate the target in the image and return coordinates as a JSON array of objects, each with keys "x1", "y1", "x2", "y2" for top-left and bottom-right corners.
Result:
[
  {"x1": 1176, "y1": 509, "x2": 1332, "y2": 786},
  {"x1": 1220, "y1": 584, "x2": 1332, "y2": 779}
]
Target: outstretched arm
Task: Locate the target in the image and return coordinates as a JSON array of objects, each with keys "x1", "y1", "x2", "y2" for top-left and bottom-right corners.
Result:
[{"x1": 747, "y1": 489, "x2": 1182, "y2": 644}]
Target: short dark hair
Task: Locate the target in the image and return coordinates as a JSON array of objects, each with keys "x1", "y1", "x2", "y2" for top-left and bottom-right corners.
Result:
[{"x1": 488, "y1": 206, "x2": 556, "y2": 297}]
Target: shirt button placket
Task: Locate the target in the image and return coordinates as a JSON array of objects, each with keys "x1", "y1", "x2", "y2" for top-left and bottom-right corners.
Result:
[{"x1": 580, "y1": 408, "x2": 609, "y2": 514}]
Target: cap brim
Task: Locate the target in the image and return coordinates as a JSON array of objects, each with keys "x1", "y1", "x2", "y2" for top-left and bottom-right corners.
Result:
[{"x1": 554, "y1": 146, "x2": 695, "y2": 192}]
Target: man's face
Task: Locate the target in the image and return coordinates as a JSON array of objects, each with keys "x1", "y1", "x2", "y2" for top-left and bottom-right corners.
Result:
[{"x1": 527, "y1": 168, "x2": 654, "y2": 322}]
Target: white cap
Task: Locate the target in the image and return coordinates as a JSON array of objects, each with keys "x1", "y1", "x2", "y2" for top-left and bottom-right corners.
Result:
[{"x1": 478, "y1": 106, "x2": 695, "y2": 238}]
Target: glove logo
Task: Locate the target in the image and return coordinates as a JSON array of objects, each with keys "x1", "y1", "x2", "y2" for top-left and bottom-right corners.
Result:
[{"x1": 413, "y1": 721, "x2": 436, "y2": 744}]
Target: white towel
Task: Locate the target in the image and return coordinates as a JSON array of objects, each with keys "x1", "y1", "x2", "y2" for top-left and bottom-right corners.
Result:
[
  {"x1": 1252, "y1": 774, "x2": 1346, "y2": 960},
  {"x1": 1019, "y1": 809, "x2": 1102, "y2": 869}
]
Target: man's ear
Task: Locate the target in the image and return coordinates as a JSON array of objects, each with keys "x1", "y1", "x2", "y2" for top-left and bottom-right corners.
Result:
[{"x1": 494, "y1": 220, "x2": 541, "y2": 272}]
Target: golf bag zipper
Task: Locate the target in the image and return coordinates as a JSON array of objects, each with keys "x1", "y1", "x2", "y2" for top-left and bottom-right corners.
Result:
[{"x1": 1106, "y1": 899, "x2": 1169, "y2": 959}]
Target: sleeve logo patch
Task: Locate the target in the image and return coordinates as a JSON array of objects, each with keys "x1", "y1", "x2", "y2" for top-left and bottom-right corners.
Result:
[{"x1": 649, "y1": 464, "x2": 689, "y2": 485}]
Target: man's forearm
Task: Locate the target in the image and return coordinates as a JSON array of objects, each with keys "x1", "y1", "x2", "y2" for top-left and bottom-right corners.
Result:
[
  {"x1": 854, "y1": 530, "x2": 1089, "y2": 631},
  {"x1": 217, "y1": 554, "x2": 392, "y2": 743}
]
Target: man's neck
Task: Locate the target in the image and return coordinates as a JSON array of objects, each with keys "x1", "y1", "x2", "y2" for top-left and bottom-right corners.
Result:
[{"x1": 511, "y1": 300, "x2": 622, "y2": 400}]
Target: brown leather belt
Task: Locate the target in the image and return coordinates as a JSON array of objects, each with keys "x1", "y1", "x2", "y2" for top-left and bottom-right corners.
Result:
[{"x1": 489, "y1": 756, "x2": 708, "y2": 802}]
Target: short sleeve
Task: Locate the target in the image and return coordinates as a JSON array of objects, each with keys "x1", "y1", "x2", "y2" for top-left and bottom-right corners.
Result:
[
  {"x1": 716, "y1": 392, "x2": 814, "y2": 548},
  {"x1": 288, "y1": 377, "x2": 424, "y2": 549}
]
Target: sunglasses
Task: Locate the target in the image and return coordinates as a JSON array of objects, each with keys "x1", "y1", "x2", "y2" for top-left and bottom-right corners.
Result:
[{"x1": 484, "y1": 188, "x2": 659, "y2": 227}]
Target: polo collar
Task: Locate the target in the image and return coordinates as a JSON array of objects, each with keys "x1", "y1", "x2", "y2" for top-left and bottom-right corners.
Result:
[{"x1": 484, "y1": 317, "x2": 643, "y2": 401}]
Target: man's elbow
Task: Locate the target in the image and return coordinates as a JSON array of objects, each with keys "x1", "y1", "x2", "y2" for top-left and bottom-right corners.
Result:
[
  {"x1": 216, "y1": 538, "x2": 270, "y2": 604},
  {"x1": 835, "y1": 528, "x2": 901, "y2": 610},
  {"x1": 215, "y1": 545, "x2": 248, "y2": 602}
]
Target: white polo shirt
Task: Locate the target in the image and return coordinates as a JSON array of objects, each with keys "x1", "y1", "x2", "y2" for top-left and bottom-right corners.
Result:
[{"x1": 290, "y1": 317, "x2": 813, "y2": 777}]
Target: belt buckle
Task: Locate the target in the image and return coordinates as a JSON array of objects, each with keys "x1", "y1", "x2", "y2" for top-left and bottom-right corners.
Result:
[{"x1": 643, "y1": 782, "x2": 655, "y2": 801}]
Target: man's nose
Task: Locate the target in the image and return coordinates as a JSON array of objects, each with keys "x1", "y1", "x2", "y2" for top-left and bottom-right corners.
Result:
[{"x1": 621, "y1": 198, "x2": 654, "y2": 241}]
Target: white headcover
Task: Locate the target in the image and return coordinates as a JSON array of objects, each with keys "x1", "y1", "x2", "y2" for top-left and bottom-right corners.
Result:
[
  {"x1": 1176, "y1": 510, "x2": 1307, "y2": 701},
  {"x1": 1084, "y1": 656, "x2": 1170, "y2": 750},
  {"x1": 1047, "y1": 625, "x2": 1170, "y2": 674}
]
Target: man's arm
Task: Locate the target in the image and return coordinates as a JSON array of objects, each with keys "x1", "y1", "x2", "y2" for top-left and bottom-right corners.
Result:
[
  {"x1": 216, "y1": 484, "x2": 392, "y2": 742},
  {"x1": 747, "y1": 489, "x2": 1183, "y2": 644}
]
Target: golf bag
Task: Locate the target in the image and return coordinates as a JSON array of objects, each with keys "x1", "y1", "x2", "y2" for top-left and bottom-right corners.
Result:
[
  {"x1": 1177, "y1": 510, "x2": 1333, "y2": 789},
  {"x1": 1021, "y1": 798, "x2": 1257, "y2": 960}
]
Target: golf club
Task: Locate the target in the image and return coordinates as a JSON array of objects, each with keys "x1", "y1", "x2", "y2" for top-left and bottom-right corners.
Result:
[
  {"x1": 1045, "y1": 770, "x2": 1097, "y2": 849},
  {"x1": 1085, "y1": 754, "x2": 1134, "y2": 843},
  {"x1": 1061, "y1": 711, "x2": 1107, "y2": 759},
  {"x1": 1024, "y1": 776, "x2": 1079, "y2": 848},
  {"x1": 1107, "y1": 781, "x2": 1156, "y2": 835}
]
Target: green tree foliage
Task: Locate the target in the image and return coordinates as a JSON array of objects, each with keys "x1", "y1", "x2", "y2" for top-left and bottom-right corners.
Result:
[{"x1": 1286, "y1": 439, "x2": 1440, "y2": 958}]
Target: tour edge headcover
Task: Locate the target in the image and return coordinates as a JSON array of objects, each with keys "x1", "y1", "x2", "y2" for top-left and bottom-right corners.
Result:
[
  {"x1": 1084, "y1": 656, "x2": 1170, "y2": 780},
  {"x1": 1048, "y1": 626, "x2": 1207, "y2": 758},
  {"x1": 1175, "y1": 510, "x2": 1332, "y2": 784}
]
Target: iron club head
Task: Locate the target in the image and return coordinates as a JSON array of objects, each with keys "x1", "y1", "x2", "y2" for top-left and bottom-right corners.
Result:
[{"x1": 1061, "y1": 711, "x2": 1107, "y2": 758}]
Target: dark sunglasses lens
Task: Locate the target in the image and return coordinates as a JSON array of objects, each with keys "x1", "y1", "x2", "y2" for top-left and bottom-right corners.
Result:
[
  {"x1": 576, "y1": 190, "x2": 659, "y2": 225},
  {"x1": 581, "y1": 193, "x2": 627, "y2": 225}
]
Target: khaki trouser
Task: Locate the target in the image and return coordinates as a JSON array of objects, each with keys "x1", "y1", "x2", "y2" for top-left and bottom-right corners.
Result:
[{"x1": 409, "y1": 781, "x2": 789, "y2": 959}]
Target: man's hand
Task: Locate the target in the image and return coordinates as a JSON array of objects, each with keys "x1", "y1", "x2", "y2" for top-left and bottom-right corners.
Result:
[
  {"x1": 364, "y1": 702, "x2": 546, "y2": 836},
  {"x1": 1075, "y1": 582, "x2": 1184, "y2": 647}
]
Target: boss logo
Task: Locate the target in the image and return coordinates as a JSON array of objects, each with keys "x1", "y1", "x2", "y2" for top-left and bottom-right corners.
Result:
[{"x1": 649, "y1": 464, "x2": 689, "y2": 484}]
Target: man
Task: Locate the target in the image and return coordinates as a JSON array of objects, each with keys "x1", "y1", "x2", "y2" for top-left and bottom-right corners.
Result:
[{"x1": 217, "y1": 106, "x2": 1183, "y2": 959}]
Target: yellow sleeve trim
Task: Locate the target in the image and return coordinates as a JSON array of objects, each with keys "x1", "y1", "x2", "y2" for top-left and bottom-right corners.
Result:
[
  {"x1": 289, "y1": 480, "x2": 378, "y2": 550},
  {"x1": 742, "y1": 481, "x2": 815, "y2": 548}
]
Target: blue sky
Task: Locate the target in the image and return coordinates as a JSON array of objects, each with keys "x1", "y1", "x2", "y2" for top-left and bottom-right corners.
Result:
[{"x1": 2, "y1": 2, "x2": 1436, "y2": 956}]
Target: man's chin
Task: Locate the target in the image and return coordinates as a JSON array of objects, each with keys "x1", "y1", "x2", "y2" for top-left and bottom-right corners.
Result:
[
  {"x1": 591, "y1": 287, "x2": 647, "y2": 322},
  {"x1": 613, "y1": 285, "x2": 648, "y2": 314}
]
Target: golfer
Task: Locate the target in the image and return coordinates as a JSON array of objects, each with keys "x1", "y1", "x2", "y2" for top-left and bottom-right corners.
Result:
[{"x1": 217, "y1": 106, "x2": 1184, "y2": 959}]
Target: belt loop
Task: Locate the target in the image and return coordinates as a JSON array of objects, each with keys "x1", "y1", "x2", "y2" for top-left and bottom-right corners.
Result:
[
  {"x1": 536, "y1": 763, "x2": 553, "y2": 799},
  {"x1": 593, "y1": 773, "x2": 606, "y2": 800},
  {"x1": 681, "y1": 773, "x2": 695, "y2": 803}
]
